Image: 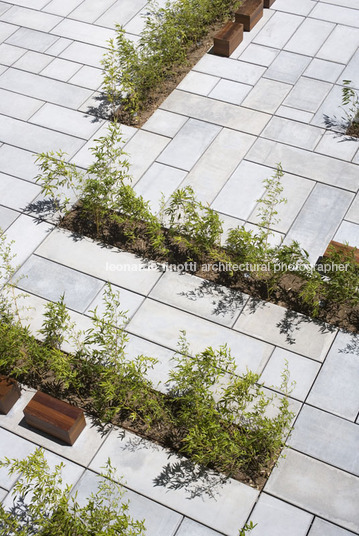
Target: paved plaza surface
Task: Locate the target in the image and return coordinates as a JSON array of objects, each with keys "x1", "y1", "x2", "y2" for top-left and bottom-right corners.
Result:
[{"x1": 0, "y1": 0, "x2": 359, "y2": 534}]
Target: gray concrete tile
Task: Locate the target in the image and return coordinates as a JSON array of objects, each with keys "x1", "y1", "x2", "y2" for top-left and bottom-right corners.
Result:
[
  {"x1": 260, "y1": 347, "x2": 320, "y2": 401},
  {"x1": 284, "y1": 18, "x2": 334, "y2": 57},
  {"x1": 317, "y1": 0, "x2": 359, "y2": 7},
  {"x1": 59, "y1": 41, "x2": 106, "y2": 68},
  {"x1": 289, "y1": 405, "x2": 359, "y2": 475},
  {"x1": 2, "y1": 5, "x2": 61, "y2": 32},
  {"x1": 253, "y1": 12, "x2": 304, "y2": 49},
  {"x1": 304, "y1": 58, "x2": 345, "y2": 84},
  {"x1": 0, "y1": 43, "x2": 26, "y2": 66},
  {"x1": 85, "y1": 284, "x2": 144, "y2": 321},
  {"x1": 125, "y1": 129, "x2": 171, "y2": 183},
  {"x1": 194, "y1": 55, "x2": 265, "y2": 85},
  {"x1": 128, "y1": 299, "x2": 274, "y2": 375},
  {"x1": 150, "y1": 271, "x2": 247, "y2": 328},
  {"x1": 272, "y1": 0, "x2": 315, "y2": 16},
  {"x1": 314, "y1": 131, "x2": 359, "y2": 161},
  {"x1": 134, "y1": 162, "x2": 187, "y2": 213},
  {"x1": 275, "y1": 105, "x2": 314, "y2": 123},
  {"x1": 16, "y1": 255, "x2": 104, "y2": 313},
  {"x1": 242, "y1": 78, "x2": 291, "y2": 114},
  {"x1": 346, "y1": 194, "x2": 359, "y2": 224},
  {"x1": 4, "y1": 215, "x2": 53, "y2": 267},
  {"x1": 0, "y1": 145, "x2": 39, "y2": 182},
  {"x1": 0, "y1": 21, "x2": 19, "y2": 44},
  {"x1": 307, "y1": 330, "x2": 359, "y2": 421},
  {"x1": 143, "y1": 110, "x2": 188, "y2": 138},
  {"x1": 265, "y1": 52, "x2": 311, "y2": 87},
  {"x1": 89, "y1": 428, "x2": 259, "y2": 536},
  {"x1": 309, "y1": 518, "x2": 358, "y2": 536},
  {"x1": 261, "y1": 116, "x2": 323, "y2": 150},
  {"x1": 69, "y1": 0, "x2": 116, "y2": 24},
  {"x1": 95, "y1": 0, "x2": 147, "y2": 28},
  {"x1": 238, "y1": 44, "x2": 280, "y2": 67},
  {"x1": 36, "y1": 228, "x2": 162, "y2": 295},
  {"x1": 265, "y1": 449, "x2": 359, "y2": 534},
  {"x1": 72, "y1": 470, "x2": 182, "y2": 536},
  {"x1": 341, "y1": 48, "x2": 359, "y2": 91},
  {"x1": 284, "y1": 183, "x2": 354, "y2": 262},
  {"x1": 0, "y1": 488, "x2": 7, "y2": 502},
  {"x1": 212, "y1": 160, "x2": 272, "y2": 220},
  {"x1": 284, "y1": 77, "x2": 332, "y2": 113},
  {"x1": 12, "y1": 50, "x2": 53, "y2": 73},
  {"x1": 234, "y1": 300, "x2": 336, "y2": 361},
  {"x1": 0, "y1": 173, "x2": 40, "y2": 211},
  {"x1": 0, "y1": 205, "x2": 18, "y2": 231},
  {"x1": 208, "y1": 79, "x2": 252, "y2": 106},
  {"x1": 0, "y1": 68, "x2": 92, "y2": 109},
  {"x1": 0, "y1": 88, "x2": 43, "y2": 120},
  {"x1": 157, "y1": 119, "x2": 221, "y2": 172},
  {"x1": 310, "y1": 3, "x2": 359, "y2": 28},
  {"x1": 311, "y1": 84, "x2": 352, "y2": 131},
  {"x1": 176, "y1": 519, "x2": 222, "y2": 536},
  {"x1": 45, "y1": 36, "x2": 73, "y2": 56},
  {"x1": 51, "y1": 18, "x2": 115, "y2": 48},
  {"x1": 6, "y1": 27, "x2": 58, "y2": 52},
  {"x1": 68, "y1": 65, "x2": 103, "y2": 90},
  {"x1": 249, "y1": 493, "x2": 313, "y2": 536},
  {"x1": 0, "y1": 2, "x2": 11, "y2": 16},
  {"x1": 0, "y1": 114, "x2": 85, "y2": 157},
  {"x1": 317, "y1": 25, "x2": 359, "y2": 64},
  {"x1": 178, "y1": 71, "x2": 220, "y2": 97},
  {"x1": 161, "y1": 91, "x2": 271, "y2": 136},
  {"x1": 0, "y1": 428, "x2": 36, "y2": 489},
  {"x1": 43, "y1": 0, "x2": 85, "y2": 17},
  {"x1": 30, "y1": 102, "x2": 103, "y2": 138},
  {"x1": 40, "y1": 57, "x2": 81, "y2": 81},
  {"x1": 246, "y1": 138, "x2": 359, "y2": 192}
]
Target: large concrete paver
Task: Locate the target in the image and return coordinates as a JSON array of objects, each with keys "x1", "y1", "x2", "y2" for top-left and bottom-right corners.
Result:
[{"x1": 309, "y1": 518, "x2": 358, "y2": 536}]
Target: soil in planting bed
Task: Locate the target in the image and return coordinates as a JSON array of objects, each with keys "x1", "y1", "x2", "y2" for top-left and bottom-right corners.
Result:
[
  {"x1": 60, "y1": 205, "x2": 359, "y2": 334},
  {"x1": 346, "y1": 121, "x2": 359, "y2": 138}
]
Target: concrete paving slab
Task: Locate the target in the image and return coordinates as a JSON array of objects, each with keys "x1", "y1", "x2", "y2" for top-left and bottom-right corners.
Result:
[
  {"x1": 314, "y1": 131, "x2": 359, "y2": 161},
  {"x1": 0, "y1": 88, "x2": 43, "y2": 120},
  {"x1": 307, "y1": 330, "x2": 359, "y2": 421},
  {"x1": 0, "y1": 21, "x2": 19, "y2": 44},
  {"x1": 30, "y1": 102, "x2": 103, "y2": 138},
  {"x1": 43, "y1": 0, "x2": 84, "y2": 17},
  {"x1": 289, "y1": 405, "x2": 359, "y2": 475},
  {"x1": 94, "y1": 0, "x2": 147, "y2": 28},
  {"x1": 176, "y1": 519, "x2": 223, "y2": 536},
  {"x1": 309, "y1": 518, "x2": 358, "y2": 536},
  {"x1": 284, "y1": 18, "x2": 334, "y2": 57},
  {"x1": 317, "y1": 25, "x2": 359, "y2": 64},
  {"x1": 340, "y1": 48, "x2": 359, "y2": 90},
  {"x1": 284, "y1": 183, "x2": 354, "y2": 262},
  {"x1": 128, "y1": 299, "x2": 274, "y2": 375},
  {"x1": 234, "y1": 300, "x2": 336, "y2": 361},
  {"x1": 265, "y1": 449, "x2": 359, "y2": 534},
  {"x1": 68, "y1": 65, "x2": 103, "y2": 90},
  {"x1": 16, "y1": 254, "x2": 104, "y2": 313},
  {"x1": 150, "y1": 271, "x2": 248, "y2": 328},
  {"x1": 40, "y1": 57, "x2": 81, "y2": 81},
  {"x1": 134, "y1": 162, "x2": 187, "y2": 213},
  {"x1": 345, "y1": 194, "x2": 359, "y2": 224},
  {"x1": 0, "y1": 488, "x2": 7, "y2": 502},
  {"x1": 238, "y1": 44, "x2": 280, "y2": 67},
  {"x1": 304, "y1": 58, "x2": 345, "y2": 84},
  {"x1": 249, "y1": 493, "x2": 313, "y2": 536},
  {"x1": 246, "y1": 138, "x2": 359, "y2": 192},
  {"x1": 51, "y1": 18, "x2": 115, "y2": 48},
  {"x1": 6, "y1": 27, "x2": 58, "y2": 52},
  {"x1": 264, "y1": 51, "x2": 311, "y2": 84},
  {"x1": 2, "y1": 5, "x2": 61, "y2": 32},
  {"x1": 12, "y1": 49, "x2": 53, "y2": 73},
  {"x1": 182, "y1": 129, "x2": 255, "y2": 204},
  {"x1": 68, "y1": 0, "x2": 116, "y2": 24},
  {"x1": 275, "y1": 105, "x2": 314, "y2": 124},
  {"x1": 259, "y1": 347, "x2": 320, "y2": 401},
  {"x1": 72, "y1": 469, "x2": 182, "y2": 536},
  {"x1": 253, "y1": 12, "x2": 304, "y2": 49},
  {"x1": 143, "y1": 110, "x2": 188, "y2": 138},
  {"x1": 45, "y1": 36, "x2": 73, "y2": 56},
  {"x1": 271, "y1": 0, "x2": 315, "y2": 16},
  {"x1": 161, "y1": 91, "x2": 271, "y2": 136},
  {"x1": 0, "y1": 205, "x2": 18, "y2": 231},
  {"x1": 59, "y1": 40, "x2": 106, "y2": 68},
  {"x1": 157, "y1": 119, "x2": 221, "y2": 172},
  {"x1": 36, "y1": 228, "x2": 162, "y2": 295},
  {"x1": 4, "y1": 215, "x2": 53, "y2": 267},
  {"x1": 89, "y1": 428, "x2": 259, "y2": 536},
  {"x1": 0, "y1": 114, "x2": 85, "y2": 157},
  {"x1": 208, "y1": 79, "x2": 252, "y2": 106},
  {"x1": 194, "y1": 55, "x2": 265, "y2": 85},
  {"x1": 177, "y1": 71, "x2": 219, "y2": 97},
  {"x1": 0, "y1": 42, "x2": 26, "y2": 65},
  {"x1": 0, "y1": 428, "x2": 35, "y2": 489},
  {"x1": 0, "y1": 173, "x2": 40, "y2": 211},
  {"x1": 310, "y1": 3, "x2": 359, "y2": 28},
  {"x1": 125, "y1": 129, "x2": 171, "y2": 183},
  {"x1": 242, "y1": 78, "x2": 291, "y2": 114},
  {"x1": 333, "y1": 220, "x2": 359, "y2": 248},
  {"x1": 284, "y1": 77, "x2": 332, "y2": 113},
  {"x1": 0, "y1": 145, "x2": 40, "y2": 182},
  {"x1": 85, "y1": 283, "x2": 144, "y2": 321},
  {"x1": 261, "y1": 116, "x2": 323, "y2": 150}
]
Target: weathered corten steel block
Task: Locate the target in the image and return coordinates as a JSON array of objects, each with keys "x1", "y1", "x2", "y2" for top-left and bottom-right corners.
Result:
[
  {"x1": 235, "y1": 0, "x2": 263, "y2": 31},
  {"x1": 24, "y1": 391, "x2": 86, "y2": 445},
  {"x1": 213, "y1": 21, "x2": 244, "y2": 57},
  {"x1": 0, "y1": 375, "x2": 21, "y2": 414}
]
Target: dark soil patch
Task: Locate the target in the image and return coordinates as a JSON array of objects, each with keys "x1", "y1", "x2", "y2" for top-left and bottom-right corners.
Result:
[{"x1": 346, "y1": 121, "x2": 359, "y2": 138}]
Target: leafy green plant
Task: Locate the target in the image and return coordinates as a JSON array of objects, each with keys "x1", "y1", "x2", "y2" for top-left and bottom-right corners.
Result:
[
  {"x1": 342, "y1": 79, "x2": 359, "y2": 136},
  {"x1": 239, "y1": 522, "x2": 257, "y2": 535},
  {"x1": 0, "y1": 448, "x2": 146, "y2": 536}
]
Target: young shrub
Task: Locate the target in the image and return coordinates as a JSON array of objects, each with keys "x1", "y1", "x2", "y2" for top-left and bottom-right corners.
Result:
[
  {"x1": 0, "y1": 448, "x2": 146, "y2": 536},
  {"x1": 342, "y1": 79, "x2": 359, "y2": 137},
  {"x1": 321, "y1": 244, "x2": 359, "y2": 308},
  {"x1": 165, "y1": 186, "x2": 223, "y2": 260}
]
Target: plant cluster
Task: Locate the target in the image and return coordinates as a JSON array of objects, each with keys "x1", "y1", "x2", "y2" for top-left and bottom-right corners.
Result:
[
  {"x1": 0, "y1": 449, "x2": 145, "y2": 536},
  {"x1": 342, "y1": 79, "x2": 359, "y2": 137},
  {"x1": 101, "y1": 0, "x2": 241, "y2": 120}
]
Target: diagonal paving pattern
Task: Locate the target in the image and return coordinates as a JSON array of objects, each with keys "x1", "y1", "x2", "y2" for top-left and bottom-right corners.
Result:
[{"x1": 0, "y1": 0, "x2": 359, "y2": 535}]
